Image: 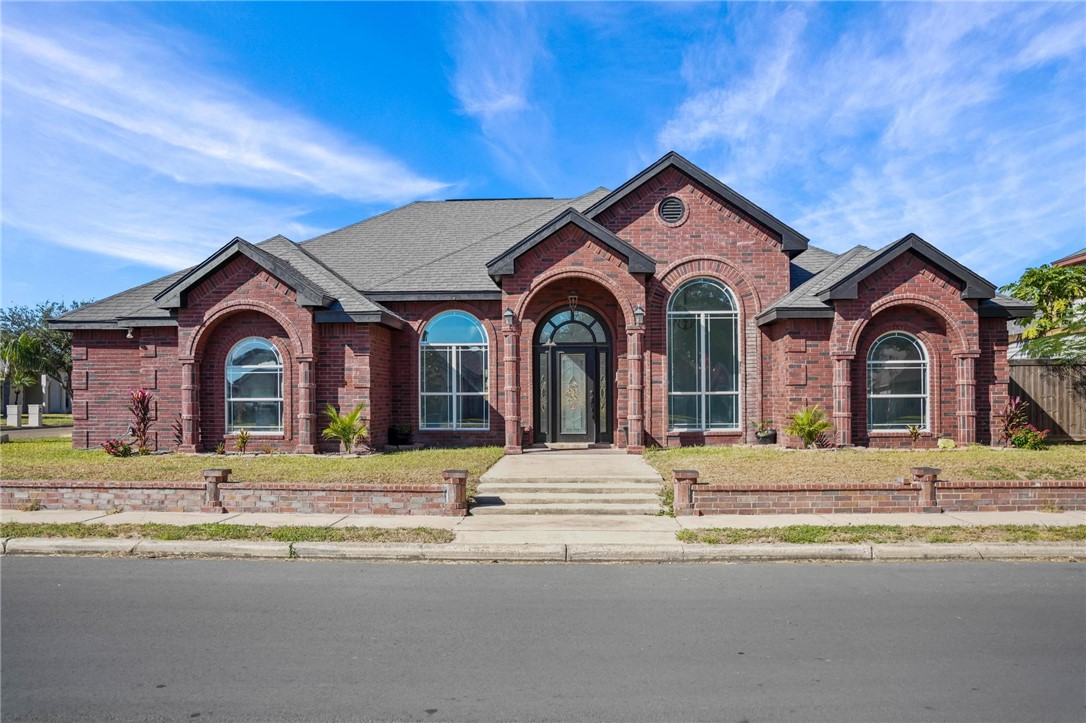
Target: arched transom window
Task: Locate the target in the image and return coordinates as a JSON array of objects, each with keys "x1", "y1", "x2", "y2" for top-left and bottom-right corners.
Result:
[
  {"x1": 537, "y1": 310, "x2": 608, "y2": 345},
  {"x1": 667, "y1": 278, "x2": 740, "y2": 430},
  {"x1": 420, "y1": 311, "x2": 489, "y2": 430},
  {"x1": 867, "y1": 332, "x2": 928, "y2": 431},
  {"x1": 226, "y1": 337, "x2": 283, "y2": 433}
]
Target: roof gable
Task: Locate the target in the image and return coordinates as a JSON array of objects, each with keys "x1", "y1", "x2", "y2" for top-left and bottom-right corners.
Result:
[
  {"x1": 816, "y1": 233, "x2": 995, "y2": 301},
  {"x1": 583, "y1": 151, "x2": 809, "y2": 255},
  {"x1": 486, "y1": 208, "x2": 656, "y2": 277},
  {"x1": 154, "y1": 237, "x2": 334, "y2": 310}
]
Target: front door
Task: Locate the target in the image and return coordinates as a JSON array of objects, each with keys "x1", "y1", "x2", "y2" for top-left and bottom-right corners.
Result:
[{"x1": 533, "y1": 308, "x2": 612, "y2": 444}]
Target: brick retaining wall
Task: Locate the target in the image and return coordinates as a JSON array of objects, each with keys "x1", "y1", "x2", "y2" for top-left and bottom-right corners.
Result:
[{"x1": 1, "y1": 477, "x2": 467, "y2": 516}]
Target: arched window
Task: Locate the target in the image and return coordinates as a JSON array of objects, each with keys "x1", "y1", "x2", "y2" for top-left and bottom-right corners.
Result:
[
  {"x1": 867, "y1": 332, "x2": 928, "y2": 431},
  {"x1": 226, "y1": 338, "x2": 283, "y2": 433},
  {"x1": 667, "y1": 278, "x2": 740, "y2": 430},
  {"x1": 537, "y1": 310, "x2": 608, "y2": 345},
  {"x1": 420, "y1": 311, "x2": 489, "y2": 430}
]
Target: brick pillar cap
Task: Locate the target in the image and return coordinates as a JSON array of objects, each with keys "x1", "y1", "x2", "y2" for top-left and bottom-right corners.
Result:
[
  {"x1": 911, "y1": 467, "x2": 941, "y2": 476},
  {"x1": 203, "y1": 468, "x2": 233, "y2": 476},
  {"x1": 673, "y1": 469, "x2": 699, "y2": 479},
  {"x1": 443, "y1": 469, "x2": 468, "y2": 478}
]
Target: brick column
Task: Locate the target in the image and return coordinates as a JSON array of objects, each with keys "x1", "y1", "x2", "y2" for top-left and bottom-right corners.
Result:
[
  {"x1": 955, "y1": 353, "x2": 977, "y2": 445},
  {"x1": 179, "y1": 359, "x2": 199, "y2": 452},
  {"x1": 911, "y1": 466, "x2": 941, "y2": 513},
  {"x1": 673, "y1": 469, "x2": 699, "y2": 516},
  {"x1": 442, "y1": 469, "x2": 468, "y2": 516},
  {"x1": 503, "y1": 321, "x2": 522, "y2": 454},
  {"x1": 832, "y1": 353, "x2": 854, "y2": 447},
  {"x1": 626, "y1": 326, "x2": 645, "y2": 454},
  {"x1": 296, "y1": 357, "x2": 315, "y2": 453}
]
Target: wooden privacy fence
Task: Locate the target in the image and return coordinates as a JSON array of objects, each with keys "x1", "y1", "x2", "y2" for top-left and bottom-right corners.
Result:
[{"x1": 1008, "y1": 360, "x2": 1086, "y2": 441}]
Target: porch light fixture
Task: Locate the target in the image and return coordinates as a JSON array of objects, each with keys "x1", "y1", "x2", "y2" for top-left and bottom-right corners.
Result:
[
  {"x1": 125, "y1": 327, "x2": 135, "y2": 340},
  {"x1": 633, "y1": 304, "x2": 645, "y2": 328},
  {"x1": 568, "y1": 290, "x2": 579, "y2": 313},
  {"x1": 503, "y1": 307, "x2": 515, "y2": 327}
]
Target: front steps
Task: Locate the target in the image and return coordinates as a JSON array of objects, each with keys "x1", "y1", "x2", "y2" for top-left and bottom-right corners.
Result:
[{"x1": 474, "y1": 451, "x2": 664, "y2": 515}]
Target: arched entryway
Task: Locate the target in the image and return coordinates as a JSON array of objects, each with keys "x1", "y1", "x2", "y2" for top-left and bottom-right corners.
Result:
[{"x1": 533, "y1": 306, "x2": 613, "y2": 444}]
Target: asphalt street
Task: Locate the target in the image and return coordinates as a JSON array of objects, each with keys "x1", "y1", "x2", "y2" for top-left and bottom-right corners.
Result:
[{"x1": 2, "y1": 558, "x2": 1084, "y2": 722}]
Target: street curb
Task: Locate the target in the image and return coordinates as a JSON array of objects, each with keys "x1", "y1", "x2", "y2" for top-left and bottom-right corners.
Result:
[{"x1": 0, "y1": 538, "x2": 1082, "y2": 562}]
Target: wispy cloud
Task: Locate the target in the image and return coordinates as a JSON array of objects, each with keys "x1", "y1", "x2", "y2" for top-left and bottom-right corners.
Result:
[
  {"x1": 658, "y1": 3, "x2": 1086, "y2": 282},
  {"x1": 449, "y1": 3, "x2": 553, "y2": 189},
  {"x1": 1, "y1": 11, "x2": 448, "y2": 269}
]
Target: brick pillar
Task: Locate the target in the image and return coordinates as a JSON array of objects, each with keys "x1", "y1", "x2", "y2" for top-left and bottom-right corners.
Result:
[
  {"x1": 503, "y1": 322, "x2": 522, "y2": 454},
  {"x1": 626, "y1": 326, "x2": 645, "y2": 454},
  {"x1": 955, "y1": 353, "x2": 977, "y2": 445},
  {"x1": 296, "y1": 357, "x2": 315, "y2": 453},
  {"x1": 442, "y1": 469, "x2": 468, "y2": 516},
  {"x1": 832, "y1": 353, "x2": 854, "y2": 446},
  {"x1": 911, "y1": 466, "x2": 941, "y2": 513},
  {"x1": 179, "y1": 359, "x2": 199, "y2": 452},
  {"x1": 673, "y1": 469, "x2": 699, "y2": 516}
]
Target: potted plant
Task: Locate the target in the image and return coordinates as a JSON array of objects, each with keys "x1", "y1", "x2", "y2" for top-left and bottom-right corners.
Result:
[
  {"x1": 751, "y1": 419, "x2": 777, "y2": 444},
  {"x1": 388, "y1": 423, "x2": 412, "y2": 446}
]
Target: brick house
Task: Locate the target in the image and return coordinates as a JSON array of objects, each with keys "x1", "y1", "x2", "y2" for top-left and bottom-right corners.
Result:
[{"x1": 54, "y1": 152, "x2": 1033, "y2": 454}]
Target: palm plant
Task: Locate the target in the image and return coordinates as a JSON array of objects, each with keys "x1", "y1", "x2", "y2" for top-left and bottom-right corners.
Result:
[
  {"x1": 785, "y1": 406, "x2": 833, "y2": 449},
  {"x1": 0, "y1": 332, "x2": 44, "y2": 410},
  {"x1": 322, "y1": 403, "x2": 368, "y2": 453}
]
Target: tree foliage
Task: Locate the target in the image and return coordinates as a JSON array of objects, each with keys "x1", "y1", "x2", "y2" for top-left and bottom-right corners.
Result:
[
  {"x1": 0, "y1": 300, "x2": 88, "y2": 399},
  {"x1": 1000, "y1": 264, "x2": 1086, "y2": 363}
]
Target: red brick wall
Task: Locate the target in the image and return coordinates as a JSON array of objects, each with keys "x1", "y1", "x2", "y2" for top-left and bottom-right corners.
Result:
[
  {"x1": 70, "y1": 329, "x2": 180, "y2": 451},
  {"x1": 978, "y1": 317, "x2": 1010, "y2": 444},
  {"x1": 762, "y1": 320, "x2": 834, "y2": 446}
]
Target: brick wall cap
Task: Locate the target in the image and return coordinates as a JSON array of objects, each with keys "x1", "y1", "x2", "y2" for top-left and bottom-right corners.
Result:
[
  {"x1": 673, "y1": 469, "x2": 700, "y2": 479},
  {"x1": 911, "y1": 467, "x2": 941, "y2": 476}
]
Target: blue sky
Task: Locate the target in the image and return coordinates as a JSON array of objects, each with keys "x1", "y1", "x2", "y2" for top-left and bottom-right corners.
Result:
[{"x1": 2, "y1": 2, "x2": 1084, "y2": 308}]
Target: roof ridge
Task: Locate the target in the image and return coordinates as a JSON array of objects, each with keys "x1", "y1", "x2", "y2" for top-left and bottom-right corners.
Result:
[{"x1": 360, "y1": 189, "x2": 607, "y2": 292}]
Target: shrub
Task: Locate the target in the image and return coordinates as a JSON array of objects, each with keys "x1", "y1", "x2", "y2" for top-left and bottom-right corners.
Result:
[
  {"x1": 322, "y1": 403, "x2": 368, "y2": 453},
  {"x1": 906, "y1": 425, "x2": 922, "y2": 443},
  {"x1": 171, "y1": 413, "x2": 184, "y2": 448},
  {"x1": 128, "y1": 388, "x2": 154, "y2": 454},
  {"x1": 101, "y1": 438, "x2": 133, "y2": 458},
  {"x1": 785, "y1": 406, "x2": 833, "y2": 449},
  {"x1": 214, "y1": 442, "x2": 226, "y2": 455},
  {"x1": 994, "y1": 396, "x2": 1029, "y2": 445},
  {"x1": 234, "y1": 429, "x2": 250, "y2": 453},
  {"x1": 1009, "y1": 423, "x2": 1049, "y2": 450}
]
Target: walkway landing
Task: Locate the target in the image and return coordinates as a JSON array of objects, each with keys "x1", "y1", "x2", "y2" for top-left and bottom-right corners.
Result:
[{"x1": 474, "y1": 449, "x2": 664, "y2": 515}]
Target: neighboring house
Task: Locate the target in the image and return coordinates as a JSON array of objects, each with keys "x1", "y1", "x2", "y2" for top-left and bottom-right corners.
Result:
[
  {"x1": 1, "y1": 375, "x2": 70, "y2": 414},
  {"x1": 52, "y1": 152, "x2": 1033, "y2": 452}
]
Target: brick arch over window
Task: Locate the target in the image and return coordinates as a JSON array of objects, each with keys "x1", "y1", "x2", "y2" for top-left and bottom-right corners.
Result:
[
  {"x1": 851, "y1": 308, "x2": 952, "y2": 447},
  {"x1": 514, "y1": 267, "x2": 638, "y2": 328},
  {"x1": 841, "y1": 294, "x2": 975, "y2": 357},
  {"x1": 182, "y1": 298, "x2": 310, "y2": 361},
  {"x1": 648, "y1": 256, "x2": 764, "y2": 445}
]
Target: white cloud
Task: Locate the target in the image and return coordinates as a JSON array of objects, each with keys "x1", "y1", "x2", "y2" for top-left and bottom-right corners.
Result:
[
  {"x1": 1, "y1": 12, "x2": 448, "y2": 269},
  {"x1": 656, "y1": 3, "x2": 1086, "y2": 282}
]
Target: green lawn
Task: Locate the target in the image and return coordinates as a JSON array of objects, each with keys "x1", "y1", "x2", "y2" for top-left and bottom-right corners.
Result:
[
  {"x1": 676, "y1": 524, "x2": 1086, "y2": 545},
  {"x1": 1, "y1": 413, "x2": 73, "y2": 430},
  {"x1": 0, "y1": 437, "x2": 504, "y2": 490},
  {"x1": 0, "y1": 521, "x2": 454, "y2": 544},
  {"x1": 646, "y1": 444, "x2": 1086, "y2": 485}
]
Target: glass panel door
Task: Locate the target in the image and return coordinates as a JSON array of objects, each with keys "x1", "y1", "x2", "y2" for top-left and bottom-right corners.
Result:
[{"x1": 559, "y1": 352, "x2": 588, "y2": 435}]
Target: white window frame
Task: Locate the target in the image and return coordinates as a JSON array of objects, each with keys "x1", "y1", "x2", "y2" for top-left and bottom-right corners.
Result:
[
  {"x1": 225, "y1": 337, "x2": 284, "y2": 435},
  {"x1": 667, "y1": 278, "x2": 741, "y2": 432},
  {"x1": 867, "y1": 332, "x2": 929, "y2": 432},
  {"x1": 419, "y1": 311, "x2": 490, "y2": 431}
]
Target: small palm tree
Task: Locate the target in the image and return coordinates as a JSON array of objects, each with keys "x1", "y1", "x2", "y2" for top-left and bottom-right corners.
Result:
[
  {"x1": 0, "y1": 332, "x2": 43, "y2": 410},
  {"x1": 785, "y1": 406, "x2": 833, "y2": 449},
  {"x1": 322, "y1": 403, "x2": 368, "y2": 453}
]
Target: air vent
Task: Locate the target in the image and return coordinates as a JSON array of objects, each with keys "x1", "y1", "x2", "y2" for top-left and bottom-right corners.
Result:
[{"x1": 659, "y1": 196, "x2": 685, "y2": 224}]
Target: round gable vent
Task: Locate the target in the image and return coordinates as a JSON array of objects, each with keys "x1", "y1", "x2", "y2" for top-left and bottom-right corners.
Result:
[{"x1": 659, "y1": 196, "x2": 686, "y2": 224}]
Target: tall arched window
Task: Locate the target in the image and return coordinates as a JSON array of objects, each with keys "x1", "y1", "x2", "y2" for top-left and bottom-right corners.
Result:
[
  {"x1": 867, "y1": 332, "x2": 928, "y2": 431},
  {"x1": 668, "y1": 278, "x2": 740, "y2": 430},
  {"x1": 420, "y1": 311, "x2": 489, "y2": 430},
  {"x1": 226, "y1": 337, "x2": 283, "y2": 433}
]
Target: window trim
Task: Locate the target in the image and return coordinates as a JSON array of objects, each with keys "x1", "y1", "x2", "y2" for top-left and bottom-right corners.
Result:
[
  {"x1": 225, "y1": 337, "x2": 284, "y2": 435},
  {"x1": 419, "y1": 311, "x2": 490, "y2": 431},
  {"x1": 866, "y1": 332, "x2": 929, "y2": 433},
  {"x1": 667, "y1": 278, "x2": 741, "y2": 432}
]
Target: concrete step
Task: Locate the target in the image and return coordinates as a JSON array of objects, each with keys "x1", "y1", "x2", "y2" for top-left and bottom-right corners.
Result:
[
  {"x1": 474, "y1": 493, "x2": 659, "y2": 506},
  {"x1": 479, "y1": 475, "x2": 662, "y2": 485},
  {"x1": 476, "y1": 482, "x2": 661, "y2": 495},
  {"x1": 470, "y1": 502, "x2": 662, "y2": 516}
]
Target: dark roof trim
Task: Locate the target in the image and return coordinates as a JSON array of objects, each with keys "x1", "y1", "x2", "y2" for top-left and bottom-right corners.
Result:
[
  {"x1": 313, "y1": 310, "x2": 405, "y2": 330},
  {"x1": 817, "y1": 233, "x2": 996, "y2": 302},
  {"x1": 154, "y1": 237, "x2": 335, "y2": 310},
  {"x1": 755, "y1": 307, "x2": 836, "y2": 326},
  {"x1": 486, "y1": 208, "x2": 656, "y2": 277},
  {"x1": 366, "y1": 291, "x2": 503, "y2": 302},
  {"x1": 978, "y1": 298, "x2": 1035, "y2": 319},
  {"x1": 583, "y1": 151, "x2": 809, "y2": 255}
]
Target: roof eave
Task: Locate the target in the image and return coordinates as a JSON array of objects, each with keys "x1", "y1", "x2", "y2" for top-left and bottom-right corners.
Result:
[{"x1": 755, "y1": 307, "x2": 836, "y2": 326}]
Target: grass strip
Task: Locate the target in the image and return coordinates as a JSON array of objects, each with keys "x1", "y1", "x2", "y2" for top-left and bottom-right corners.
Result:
[
  {"x1": 0, "y1": 521, "x2": 455, "y2": 544},
  {"x1": 675, "y1": 524, "x2": 1086, "y2": 545}
]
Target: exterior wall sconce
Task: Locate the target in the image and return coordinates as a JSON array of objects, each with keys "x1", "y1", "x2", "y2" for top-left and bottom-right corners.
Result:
[
  {"x1": 125, "y1": 328, "x2": 135, "y2": 340},
  {"x1": 503, "y1": 307, "x2": 515, "y2": 327},
  {"x1": 568, "y1": 290, "x2": 579, "y2": 313},
  {"x1": 633, "y1": 304, "x2": 645, "y2": 328}
]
